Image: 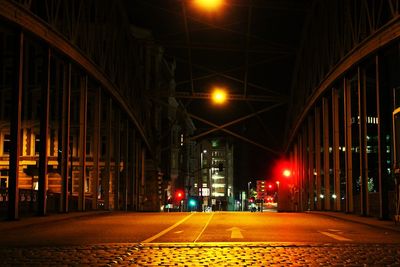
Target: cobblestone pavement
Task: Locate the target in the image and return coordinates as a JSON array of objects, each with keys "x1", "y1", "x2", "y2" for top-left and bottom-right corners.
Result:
[{"x1": 0, "y1": 243, "x2": 399, "y2": 266}]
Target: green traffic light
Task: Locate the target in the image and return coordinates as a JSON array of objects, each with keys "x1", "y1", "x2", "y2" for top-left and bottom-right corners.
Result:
[{"x1": 189, "y1": 199, "x2": 196, "y2": 207}]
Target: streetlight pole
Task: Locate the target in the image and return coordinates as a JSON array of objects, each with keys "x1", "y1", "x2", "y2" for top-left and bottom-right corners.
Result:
[
  {"x1": 247, "y1": 181, "x2": 252, "y2": 210},
  {"x1": 276, "y1": 181, "x2": 280, "y2": 210}
]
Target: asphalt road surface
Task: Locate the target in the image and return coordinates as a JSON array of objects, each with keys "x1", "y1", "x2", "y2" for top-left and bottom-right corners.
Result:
[{"x1": 0, "y1": 211, "x2": 399, "y2": 266}]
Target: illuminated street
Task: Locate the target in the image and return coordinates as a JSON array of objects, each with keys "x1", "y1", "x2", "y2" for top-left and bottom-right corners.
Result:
[{"x1": 0, "y1": 211, "x2": 399, "y2": 265}]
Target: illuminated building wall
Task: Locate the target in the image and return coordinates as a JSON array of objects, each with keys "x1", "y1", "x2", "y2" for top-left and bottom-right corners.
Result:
[
  {"x1": 195, "y1": 138, "x2": 234, "y2": 211},
  {"x1": 0, "y1": 0, "x2": 180, "y2": 218}
]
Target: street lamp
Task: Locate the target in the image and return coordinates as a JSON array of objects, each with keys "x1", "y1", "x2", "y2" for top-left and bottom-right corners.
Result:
[
  {"x1": 211, "y1": 87, "x2": 227, "y2": 105},
  {"x1": 247, "y1": 181, "x2": 252, "y2": 193},
  {"x1": 193, "y1": 0, "x2": 224, "y2": 11}
]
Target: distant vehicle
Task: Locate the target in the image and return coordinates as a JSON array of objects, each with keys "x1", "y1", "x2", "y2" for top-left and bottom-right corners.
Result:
[
  {"x1": 204, "y1": 206, "x2": 212, "y2": 212},
  {"x1": 250, "y1": 204, "x2": 257, "y2": 212},
  {"x1": 266, "y1": 196, "x2": 274, "y2": 203}
]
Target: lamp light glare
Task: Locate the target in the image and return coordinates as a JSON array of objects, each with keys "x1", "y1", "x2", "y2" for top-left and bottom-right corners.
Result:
[
  {"x1": 194, "y1": 0, "x2": 224, "y2": 11},
  {"x1": 211, "y1": 88, "x2": 227, "y2": 105},
  {"x1": 282, "y1": 169, "x2": 291, "y2": 177}
]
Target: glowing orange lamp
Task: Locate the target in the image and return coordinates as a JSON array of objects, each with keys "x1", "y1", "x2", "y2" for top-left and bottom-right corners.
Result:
[
  {"x1": 193, "y1": 0, "x2": 224, "y2": 11},
  {"x1": 211, "y1": 87, "x2": 227, "y2": 105}
]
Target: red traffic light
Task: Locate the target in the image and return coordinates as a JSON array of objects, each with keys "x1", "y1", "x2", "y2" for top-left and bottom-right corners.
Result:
[
  {"x1": 273, "y1": 159, "x2": 292, "y2": 179},
  {"x1": 175, "y1": 190, "x2": 184, "y2": 201},
  {"x1": 282, "y1": 169, "x2": 291, "y2": 177},
  {"x1": 268, "y1": 184, "x2": 273, "y2": 189}
]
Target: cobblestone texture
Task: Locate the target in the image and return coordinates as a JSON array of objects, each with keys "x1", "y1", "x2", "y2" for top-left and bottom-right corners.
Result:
[{"x1": 0, "y1": 243, "x2": 399, "y2": 266}]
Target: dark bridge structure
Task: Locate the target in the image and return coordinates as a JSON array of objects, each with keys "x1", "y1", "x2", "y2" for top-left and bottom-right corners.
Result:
[{"x1": 0, "y1": 0, "x2": 399, "y2": 222}]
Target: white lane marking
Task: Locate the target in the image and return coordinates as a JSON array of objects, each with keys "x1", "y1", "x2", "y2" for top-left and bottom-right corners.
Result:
[
  {"x1": 227, "y1": 227, "x2": 244, "y2": 239},
  {"x1": 174, "y1": 231, "x2": 183, "y2": 234},
  {"x1": 328, "y1": 229, "x2": 341, "y2": 232},
  {"x1": 142, "y1": 213, "x2": 194, "y2": 243},
  {"x1": 319, "y1": 231, "x2": 352, "y2": 241},
  {"x1": 194, "y1": 212, "x2": 214, "y2": 243}
]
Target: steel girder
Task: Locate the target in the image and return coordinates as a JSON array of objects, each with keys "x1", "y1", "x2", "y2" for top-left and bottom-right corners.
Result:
[
  {"x1": 0, "y1": 0, "x2": 153, "y2": 153},
  {"x1": 287, "y1": 0, "x2": 400, "y2": 148}
]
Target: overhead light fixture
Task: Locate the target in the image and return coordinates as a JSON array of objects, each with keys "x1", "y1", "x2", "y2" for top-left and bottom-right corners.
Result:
[
  {"x1": 193, "y1": 0, "x2": 224, "y2": 11},
  {"x1": 211, "y1": 87, "x2": 227, "y2": 105}
]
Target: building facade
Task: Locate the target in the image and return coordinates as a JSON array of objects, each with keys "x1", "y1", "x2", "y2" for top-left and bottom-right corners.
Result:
[
  {"x1": 285, "y1": 1, "x2": 400, "y2": 220},
  {"x1": 195, "y1": 138, "x2": 234, "y2": 211}
]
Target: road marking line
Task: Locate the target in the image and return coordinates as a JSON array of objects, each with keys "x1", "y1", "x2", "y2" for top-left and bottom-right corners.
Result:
[
  {"x1": 319, "y1": 231, "x2": 352, "y2": 241},
  {"x1": 227, "y1": 227, "x2": 244, "y2": 239},
  {"x1": 194, "y1": 212, "x2": 214, "y2": 243},
  {"x1": 142, "y1": 213, "x2": 194, "y2": 243},
  {"x1": 328, "y1": 229, "x2": 341, "y2": 232},
  {"x1": 174, "y1": 230, "x2": 183, "y2": 234}
]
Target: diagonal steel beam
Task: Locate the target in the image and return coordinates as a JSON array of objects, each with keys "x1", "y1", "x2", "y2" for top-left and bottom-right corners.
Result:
[
  {"x1": 162, "y1": 42, "x2": 294, "y2": 54},
  {"x1": 173, "y1": 92, "x2": 286, "y2": 103},
  {"x1": 190, "y1": 102, "x2": 284, "y2": 140},
  {"x1": 175, "y1": 54, "x2": 290, "y2": 86},
  {"x1": 187, "y1": 113, "x2": 281, "y2": 155},
  {"x1": 246, "y1": 101, "x2": 279, "y2": 144},
  {"x1": 174, "y1": 56, "x2": 285, "y2": 96},
  {"x1": 148, "y1": 96, "x2": 282, "y2": 154},
  {"x1": 136, "y1": 0, "x2": 295, "y2": 51}
]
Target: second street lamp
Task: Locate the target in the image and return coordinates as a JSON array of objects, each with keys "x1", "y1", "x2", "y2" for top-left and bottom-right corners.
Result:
[{"x1": 211, "y1": 87, "x2": 228, "y2": 105}]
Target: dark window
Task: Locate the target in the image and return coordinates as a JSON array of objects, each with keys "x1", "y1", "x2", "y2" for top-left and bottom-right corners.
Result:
[
  {"x1": 86, "y1": 136, "x2": 91, "y2": 155},
  {"x1": 35, "y1": 137, "x2": 40, "y2": 155},
  {"x1": 101, "y1": 136, "x2": 106, "y2": 157},
  {"x1": 3, "y1": 134, "x2": 10, "y2": 154}
]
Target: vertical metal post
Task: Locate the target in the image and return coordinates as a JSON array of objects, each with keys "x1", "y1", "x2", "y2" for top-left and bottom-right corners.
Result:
[
  {"x1": 8, "y1": 32, "x2": 24, "y2": 220},
  {"x1": 358, "y1": 67, "x2": 369, "y2": 216},
  {"x1": 308, "y1": 115, "x2": 315, "y2": 210},
  {"x1": 131, "y1": 130, "x2": 137, "y2": 210},
  {"x1": 298, "y1": 133, "x2": 303, "y2": 211},
  {"x1": 78, "y1": 76, "x2": 87, "y2": 211},
  {"x1": 123, "y1": 119, "x2": 129, "y2": 211},
  {"x1": 344, "y1": 77, "x2": 354, "y2": 213},
  {"x1": 375, "y1": 55, "x2": 388, "y2": 219},
  {"x1": 140, "y1": 145, "x2": 145, "y2": 211},
  {"x1": 315, "y1": 106, "x2": 322, "y2": 210},
  {"x1": 332, "y1": 88, "x2": 341, "y2": 211},
  {"x1": 302, "y1": 129, "x2": 308, "y2": 211},
  {"x1": 114, "y1": 110, "x2": 121, "y2": 211},
  {"x1": 293, "y1": 142, "x2": 298, "y2": 211},
  {"x1": 60, "y1": 63, "x2": 71, "y2": 213},
  {"x1": 92, "y1": 88, "x2": 101, "y2": 210},
  {"x1": 181, "y1": 0, "x2": 195, "y2": 94},
  {"x1": 243, "y1": 0, "x2": 253, "y2": 97},
  {"x1": 104, "y1": 99, "x2": 112, "y2": 210},
  {"x1": 38, "y1": 48, "x2": 51, "y2": 216},
  {"x1": 322, "y1": 97, "x2": 331, "y2": 210}
]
